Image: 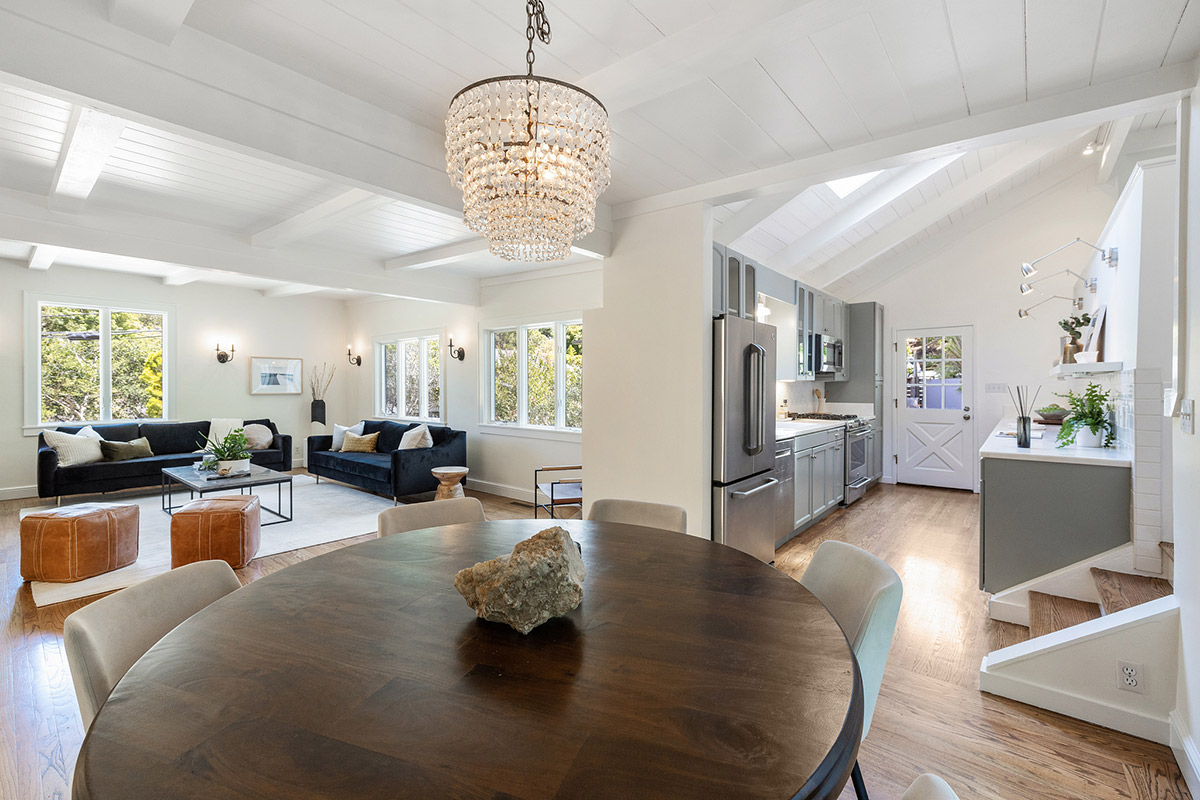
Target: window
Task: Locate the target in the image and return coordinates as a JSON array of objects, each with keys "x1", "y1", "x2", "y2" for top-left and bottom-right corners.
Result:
[
  {"x1": 487, "y1": 320, "x2": 582, "y2": 430},
  {"x1": 34, "y1": 300, "x2": 168, "y2": 424},
  {"x1": 378, "y1": 333, "x2": 442, "y2": 421}
]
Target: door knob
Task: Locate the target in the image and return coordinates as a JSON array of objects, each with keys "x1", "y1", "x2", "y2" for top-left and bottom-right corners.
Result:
[
  {"x1": 963, "y1": 405, "x2": 971, "y2": 412},
  {"x1": 963, "y1": 414, "x2": 971, "y2": 420}
]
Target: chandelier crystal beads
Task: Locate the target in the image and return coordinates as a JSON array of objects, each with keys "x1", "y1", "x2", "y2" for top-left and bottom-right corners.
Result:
[{"x1": 445, "y1": 1, "x2": 610, "y2": 262}]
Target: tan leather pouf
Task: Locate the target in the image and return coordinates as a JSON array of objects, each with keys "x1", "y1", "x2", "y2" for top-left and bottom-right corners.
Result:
[
  {"x1": 20, "y1": 503, "x2": 139, "y2": 583},
  {"x1": 170, "y1": 495, "x2": 261, "y2": 569}
]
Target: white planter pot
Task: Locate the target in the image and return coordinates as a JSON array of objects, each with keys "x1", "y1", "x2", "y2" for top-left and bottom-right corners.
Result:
[
  {"x1": 1074, "y1": 427, "x2": 1105, "y2": 448},
  {"x1": 216, "y1": 458, "x2": 251, "y2": 476}
]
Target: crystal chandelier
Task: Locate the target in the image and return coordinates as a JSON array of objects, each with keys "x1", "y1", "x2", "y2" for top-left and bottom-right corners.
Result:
[{"x1": 445, "y1": 1, "x2": 610, "y2": 262}]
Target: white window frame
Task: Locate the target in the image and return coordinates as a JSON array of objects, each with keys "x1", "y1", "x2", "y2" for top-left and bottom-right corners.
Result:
[
  {"x1": 374, "y1": 330, "x2": 444, "y2": 423},
  {"x1": 483, "y1": 318, "x2": 582, "y2": 434},
  {"x1": 23, "y1": 292, "x2": 176, "y2": 433}
]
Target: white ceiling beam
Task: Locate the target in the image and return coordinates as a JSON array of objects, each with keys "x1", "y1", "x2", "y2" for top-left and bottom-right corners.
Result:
[
  {"x1": 1097, "y1": 117, "x2": 1135, "y2": 185},
  {"x1": 27, "y1": 244, "x2": 56, "y2": 270},
  {"x1": 262, "y1": 284, "x2": 322, "y2": 298},
  {"x1": 107, "y1": 0, "x2": 196, "y2": 45},
  {"x1": 384, "y1": 230, "x2": 611, "y2": 271},
  {"x1": 833, "y1": 160, "x2": 1094, "y2": 299},
  {"x1": 799, "y1": 132, "x2": 1081, "y2": 289},
  {"x1": 584, "y1": 0, "x2": 867, "y2": 114},
  {"x1": 613, "y1": 62, "x2": 1198, "y2": 219},
  {"x1": 769, "y1": 155, "x2": 962, "y2": 272},
  {"x1": 714, "y1": 191, "x2": 799, "y2": 245},
  {"x1": 50, "y1": 106, "x2": 126, "y2": 209},
  {"x1": 161, "y1": 267, "x2": 202, "y2": 285},
  {"x1": 250, "y1": 189, "x2": 395, "y2": 248},
  {"x1": 0, "y1": 185, "x2": 480, "y2": 306},
  {"x1": 1124, "y1": 125, "x2": 1178, "y2": 155}
]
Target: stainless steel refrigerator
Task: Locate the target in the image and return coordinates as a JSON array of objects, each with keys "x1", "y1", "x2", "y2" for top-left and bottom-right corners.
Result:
[{"x1": 712, "y1": 314, "x2": 778, "y2": 563}]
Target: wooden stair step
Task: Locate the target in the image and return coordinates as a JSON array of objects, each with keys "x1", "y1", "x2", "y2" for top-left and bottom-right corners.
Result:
[
  {"x1": 1090, "y1": 568, "x2": 1173, "y2": 615},
  {"x1": 1028, "y1": 591, "x2": 1102, "y2": 638}
]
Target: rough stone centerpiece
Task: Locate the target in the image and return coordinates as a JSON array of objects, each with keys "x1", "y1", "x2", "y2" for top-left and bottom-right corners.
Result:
[{"x1": 454, "y1": 526, "x2": 586, "y2": 634}]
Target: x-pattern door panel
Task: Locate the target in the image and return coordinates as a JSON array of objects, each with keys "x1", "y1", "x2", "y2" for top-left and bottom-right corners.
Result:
[{"x1": 897, "y1": 326, "x2": 974, "y2": 490}]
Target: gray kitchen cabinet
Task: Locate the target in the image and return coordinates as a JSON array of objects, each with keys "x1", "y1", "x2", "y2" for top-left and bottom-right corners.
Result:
[
  {"x1": 712, "y1": 242, "x2": 726, "y2": 318},
  {"x1": 797, "y1": 286, "x2": 814, "y2": 379},
  {"x1": 784, "y1": 428, "x2": 846, "y2": 544},
  {"x1": 793, "y1": 445, "x2": 814, "y2": 530}
]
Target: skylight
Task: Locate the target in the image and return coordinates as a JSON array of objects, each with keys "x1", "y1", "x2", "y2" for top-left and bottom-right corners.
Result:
[{"x1": 825, "y1": 170, "x2": 882, "y2": 199}]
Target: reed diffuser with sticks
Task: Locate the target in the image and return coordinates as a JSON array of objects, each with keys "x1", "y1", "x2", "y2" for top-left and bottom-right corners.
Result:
[{"x1": 1008, "y1": 385, "x2": 1040, "y2": 449}]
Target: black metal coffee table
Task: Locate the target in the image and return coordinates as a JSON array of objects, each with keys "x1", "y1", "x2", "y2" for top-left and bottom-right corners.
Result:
[{"x1": 161, "y1": 464, "x2": 293, "y2": 525}]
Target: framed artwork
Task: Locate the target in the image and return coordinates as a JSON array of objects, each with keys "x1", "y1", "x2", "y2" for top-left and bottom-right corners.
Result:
[{"x1": 250, "y1": 357, "x2": 303, "y2": 395}]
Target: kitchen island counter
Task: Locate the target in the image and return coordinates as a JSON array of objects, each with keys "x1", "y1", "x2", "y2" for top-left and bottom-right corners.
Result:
[{"x1": 979, "y1": 421, "x2": 1131, "y2": 467}]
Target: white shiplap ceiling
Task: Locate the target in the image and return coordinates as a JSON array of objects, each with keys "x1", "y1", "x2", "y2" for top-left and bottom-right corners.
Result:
[{"x1": 0, "y1": 0, "x2": 1194, "y2": 299}]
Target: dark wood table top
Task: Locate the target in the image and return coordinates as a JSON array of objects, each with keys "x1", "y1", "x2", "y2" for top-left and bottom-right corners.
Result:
[{"x1": 74, "y1": 519, "x2": 862, "y2": 800}]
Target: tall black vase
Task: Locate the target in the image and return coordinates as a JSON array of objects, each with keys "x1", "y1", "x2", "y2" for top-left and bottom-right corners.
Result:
[{"x1": 311, "y1": 399, "x2": 326, "y2": 425}]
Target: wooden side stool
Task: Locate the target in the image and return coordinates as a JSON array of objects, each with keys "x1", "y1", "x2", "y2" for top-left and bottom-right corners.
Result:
[
  {"x1": 431, "y1": 466, "x2": 469, "y2": 501},
  {"x1": 170, "y1": 495, "x2": 261, "y2": 569},
  {"x1": 20, "y1": 503, "x2": 139, "y2": 583}
]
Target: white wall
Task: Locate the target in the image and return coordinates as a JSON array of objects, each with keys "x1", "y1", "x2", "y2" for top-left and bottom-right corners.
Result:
[
  {"x1": 845, "y1": 170, "x2": 1118, "y2": 484},
  {"x1": 343, "y1": 269, "x2": 603, "y2": 502},
  {"x1": 0, "y1": 259, "x2": 350, "y2": 498},
  {"x1": 583, "y1": 203, "x2": 713, "y2": 536}
]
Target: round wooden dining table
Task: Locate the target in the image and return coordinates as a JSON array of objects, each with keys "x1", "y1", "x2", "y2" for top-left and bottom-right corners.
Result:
[{"x1": 73, "y1": 519, "x2": 863, "y2": 800}]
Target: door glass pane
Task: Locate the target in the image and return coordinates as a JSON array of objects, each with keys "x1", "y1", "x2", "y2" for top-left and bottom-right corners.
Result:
[
  {"x1": 945, "y1": 360, "x2": 962, "y2": 379},
  {"x1": 924, "y1": 337, "x2": 943, "y2": 359},
  {"x1": 40, "y1": 304, "x2": 101, "y2": 423},
  {"x1": 110, "y1": 310, "x2": 164, "y2": 420},
  {"x1": 922, "y1": 361, "x2": 944, "y2": 381},
  {"x1": 492, "y1": 331, "x2": 518, "y2": 423},
  {"x1": 564, "y1": 324, "x2": 583, "y2": 429},
  {"x1": 382, "y1": 343, "x2": 399, "y2": 416},
  {"x1": 944, "y1": 382, "x2": 964, "y2": 410},
  {"x1": 944, "y1": 336, "x2": 963, "y2": 359},
  {"x1": 425, "y1": 338, "x2": 441, "y2": 419},
  {"x1": 526, "y1": 326, "x2": 556, "y2": 426},
  {"x1": 403, "y1": 339, "x2": 420, "y2": 417},
  {"x1": 925, "y1": 384, "x2": 944, "y2": 409},
  {"x1": 906, "y1": 337, "x2": 924, "y2": 360}
]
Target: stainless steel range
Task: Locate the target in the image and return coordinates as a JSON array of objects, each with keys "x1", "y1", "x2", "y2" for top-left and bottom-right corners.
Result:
[{"x1": 790, "y1": 413, "x2": 880, "y2": 505}]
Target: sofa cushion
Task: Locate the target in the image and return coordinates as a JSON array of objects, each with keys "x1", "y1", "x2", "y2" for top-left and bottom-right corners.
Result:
[
  {"x1": 55, "y1": 453, "x2": 202, "y2": 484},
  {"x1": 362, "y1": 420, "x2": 411, "y2": 452},
  {"x1": 399, "y1": 424, "x2": 433, "y2": 450},
  {"x1": 243, "y1": 418, "x2": 280, "y2": 435},
  {"x1": 341, "y1": 431, "x2": 379, "y2": 453},
  {"x1": 140, "y1": 421, "x2": 211, "y2": 455},
  {"x1": 310, "y1": 451, "x2": 392, "y2": 483},
  {"x1": 333, "y1": 422, "x2": 364, "y2": 451},
  {"x1": 57, "y1": 422, "x2": 140, "y2": 442}
]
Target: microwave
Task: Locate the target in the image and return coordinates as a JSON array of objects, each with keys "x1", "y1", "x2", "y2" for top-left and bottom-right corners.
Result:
[{"x1": 812, "y1": 334, "x2": 843, "y2": 374}]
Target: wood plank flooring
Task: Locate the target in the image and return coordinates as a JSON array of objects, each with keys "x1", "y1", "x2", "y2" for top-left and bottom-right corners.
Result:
[
  {"x1": 1029, "y1": 590, "x2": 1103, "y2": 638},
  {"x1": 0, "y1": 479, "x2": 1189, "y2": 799},
  {"x1": 1091, "y1": 567, "x2": 1174, "y2": 614}
]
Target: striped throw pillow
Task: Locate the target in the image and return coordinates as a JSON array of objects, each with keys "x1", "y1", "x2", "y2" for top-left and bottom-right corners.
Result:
[
  {"x1": 44, "y1": 429, "x2": 104, "y2": 467},
  {"x1": 340, "y1": 431, "x2": 380, "y2": 453}
]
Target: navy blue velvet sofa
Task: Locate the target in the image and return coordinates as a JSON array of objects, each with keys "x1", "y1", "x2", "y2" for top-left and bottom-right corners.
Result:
[
  {"x1": 37, "y1": 419, "x2": 292, "y2": 499},
  {"x1": 306, "y1": 420, "x2": 466, "y2": 502}
]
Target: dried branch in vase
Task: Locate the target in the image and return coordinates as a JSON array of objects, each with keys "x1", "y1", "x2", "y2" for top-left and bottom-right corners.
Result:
[{"x1": 309, "y1": 362, "x2": 336, "y2": 400}]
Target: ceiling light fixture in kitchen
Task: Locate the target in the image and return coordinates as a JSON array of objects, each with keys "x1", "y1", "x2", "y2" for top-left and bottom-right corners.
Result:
[{"x1": 445, "y1": 0, "x2": 610, "y2": 262}]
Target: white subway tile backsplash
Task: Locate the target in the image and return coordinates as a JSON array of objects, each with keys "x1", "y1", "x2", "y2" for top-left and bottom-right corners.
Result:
[
  {"x1": 1135, "y1": 445, "x2": 1163, "y2": 463},
  {"x1": 1135, "y1": 477, "x2": 1162, "y2": 495},
  {"x1": 1134, "y1": 525, "x2": 1162, "y2": 544},
  {"x1": 1135, "y1": 508, "x2": 1163, "y2": 526},
  {"x1": 1133, "y1": 460, "x2": 1161, "y2": 480}
]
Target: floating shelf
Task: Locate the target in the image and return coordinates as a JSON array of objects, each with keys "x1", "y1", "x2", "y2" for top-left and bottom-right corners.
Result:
[{"x1": 1049, "y1": 361, "x2": 1123, "y2": 378}]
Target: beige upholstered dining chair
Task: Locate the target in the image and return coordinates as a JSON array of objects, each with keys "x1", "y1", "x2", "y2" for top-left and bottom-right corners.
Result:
[
  {"x1": 64, "y1": 560, "x2": 242, "y2": 729},
  {"x1": 586, "y1": 498, "x2": 687, "y2": 533},
  {"x1": 799, "y1": 540, "x2": 903, "y2": 800},
  {"x1": 377, "y1": 497, "x2": 486, "y2": 537},
  {"x1": 901, "y1": 774, "x2": 960, "y2": 799}
]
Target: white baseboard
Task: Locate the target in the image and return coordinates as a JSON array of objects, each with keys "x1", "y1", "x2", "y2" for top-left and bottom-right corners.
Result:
[
  {"x1": 0, "y1": 485, "x2": 38, "y2": 501},
  {"x1": 1171, "y1": 710, "x2": 1200, "y2": 796},
  {"x1": 980, "y1": 656, "x2": 1171, "y2": 744},
  {"x1": 467, "y1": 478, "x2": 535, "y2": 505}
]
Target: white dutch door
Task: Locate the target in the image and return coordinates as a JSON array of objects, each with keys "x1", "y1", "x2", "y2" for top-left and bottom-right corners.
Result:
[{"x1": 896, "y1": 326, "x2": 974, "y2": 490}]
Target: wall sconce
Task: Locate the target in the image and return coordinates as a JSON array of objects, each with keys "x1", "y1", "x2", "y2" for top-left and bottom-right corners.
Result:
[
  {"x1": 1019, "y1": 269, "x2": 1098, "y2": 295},
  {"x1": 1020, "y1": 237, "x2": 1117, "y2": 278},
  {"x1": 448, "y1": 335, "x2": 466, "y2": 361},
  {"x1": 1017, "y1": 295, "x2": 1083, "y2": 319},
  {"x1": 215, "y1": 343, "x2": 235, "y2": 363},
  {"x1": 347, "y1": 345, "x2": 362, "y2": 367}
]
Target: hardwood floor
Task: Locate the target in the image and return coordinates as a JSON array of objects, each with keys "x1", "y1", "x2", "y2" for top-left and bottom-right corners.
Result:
[{"x1": 0, "y1": 479, "x2": 1189, "y2": 799}]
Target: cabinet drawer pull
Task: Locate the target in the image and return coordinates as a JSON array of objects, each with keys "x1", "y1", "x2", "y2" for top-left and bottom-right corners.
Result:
[{"x1": 731, "y1": 478, "x2": 779, "y2": 498}]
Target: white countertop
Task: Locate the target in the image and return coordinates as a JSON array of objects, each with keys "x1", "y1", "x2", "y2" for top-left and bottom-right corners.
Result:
[
  {"x1": 776, "y1": 420, "x2": 846, "y2": 440},
  {"x1": 979, "y1": 421, "x2": 1132, "y2": 467}
]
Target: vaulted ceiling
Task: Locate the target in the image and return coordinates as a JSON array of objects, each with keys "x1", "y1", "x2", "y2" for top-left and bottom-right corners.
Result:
[{"x1": 0, "y1": 0, "x2": 1195, "y2": 302}]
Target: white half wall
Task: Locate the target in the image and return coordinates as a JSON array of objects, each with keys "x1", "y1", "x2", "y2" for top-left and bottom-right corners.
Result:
[
  {"x1": 0, "y1": 259, "x2": 350, "y2": 498},
  {"x1": 843, "y1": 170, "x2": 1118, "y2": 485},
  {"x1": 583, "y1": 203, "x2": 713, "y2": 536}
]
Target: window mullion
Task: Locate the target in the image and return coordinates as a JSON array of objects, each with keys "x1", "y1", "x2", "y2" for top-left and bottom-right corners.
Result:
[
  {"x1": 555, "y1": 322, "x2": 566, "y2": 429},
  {"x1": 419, "y1": 337, "x2": 429, "y2": 420},
  {"x1": 99, "y1": 307, "x2": 111, "y2": 422},
  {"x1": 518, "y1": 325, "x2": 529, "y2": 427}
]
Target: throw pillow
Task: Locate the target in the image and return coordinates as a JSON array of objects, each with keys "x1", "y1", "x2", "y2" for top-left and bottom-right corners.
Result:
[
  {"x1": 243, "y1": 423, "x2": 274, "y2": 449},
  {"x1": 100, "y1": 437, "x2": 154, "y2": 462},
  {"x1": 209, "y1": 418, "x2": 243, "y2": 447},
  {"x1": 332, "y1": 421, "x2": 365, "y2": 451},
  {"x1": 398, "y1": 423, "x2": 433, "y2": 450},
  {"x1": 76, "y1": 425, "x2": 104, "y2": 440},
  {"x1": 43, "y1": 429, "x2": 104, "y2": 467},
  {"x1": 340, "y1": 430, "x2": 380, "y2": 453}
]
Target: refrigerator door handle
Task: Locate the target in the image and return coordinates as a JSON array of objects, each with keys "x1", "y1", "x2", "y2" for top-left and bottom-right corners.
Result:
[
  {"x1": 732, "y1": 478, "x2": 779, "y2": 498},
  {"x1": 745, "y1": 343, "x2": 766, "y2": 455}
]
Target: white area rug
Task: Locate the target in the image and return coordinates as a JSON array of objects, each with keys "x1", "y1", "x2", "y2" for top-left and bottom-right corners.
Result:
[{"x1": 19, "y1": 475, "x2": 392, "y2": 607}]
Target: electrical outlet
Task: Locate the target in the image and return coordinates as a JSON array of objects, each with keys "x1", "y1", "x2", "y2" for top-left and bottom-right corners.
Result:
[
  {"x1": 1117, "y1": 660, "x2": 1145, "y2": 694},
  {"x1": 985, "y1": 383, "x2": 1008, "y2": 394}
]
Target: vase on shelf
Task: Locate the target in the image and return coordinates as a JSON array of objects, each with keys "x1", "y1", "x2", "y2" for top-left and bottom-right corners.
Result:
[
  {"x1": 311, "y1": 399, "x2": 326, "y2": 424},
  {"x1": 1062, "y1": 341, "x2": 1082, "y2": 364}
]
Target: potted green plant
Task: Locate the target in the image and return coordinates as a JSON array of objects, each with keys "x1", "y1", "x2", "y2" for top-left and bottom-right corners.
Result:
[
  {"x1": 1055, "y1": 382, "x2": 1115, "y2": 448},
  {"x1": 198, "y1": 428, "x2": 252, "y2": 475},
  {"x1": 1058, "y1": 312, "x2": 1092, "y2": 364}
]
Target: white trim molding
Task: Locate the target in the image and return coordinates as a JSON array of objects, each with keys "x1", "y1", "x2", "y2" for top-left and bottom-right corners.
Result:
[{"x1": 1171, "y1": 709, "x2": 1200, "y2": 796}]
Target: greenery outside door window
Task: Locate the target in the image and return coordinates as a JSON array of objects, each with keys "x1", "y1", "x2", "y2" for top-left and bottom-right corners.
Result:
[
  {"x1": 488, "y1": 321, "x2": 582, "y2": 430},
  {"x1": 37, "y1": 302, "x2": 167, "y2": 424},
  {"x1": 378, "y1": 334, "x2": 442, "y2": 421}
]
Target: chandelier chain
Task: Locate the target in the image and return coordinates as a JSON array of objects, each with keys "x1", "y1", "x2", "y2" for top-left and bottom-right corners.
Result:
[{"x1": 525, "y1": 0, "x2": 551, "y2": 76}]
